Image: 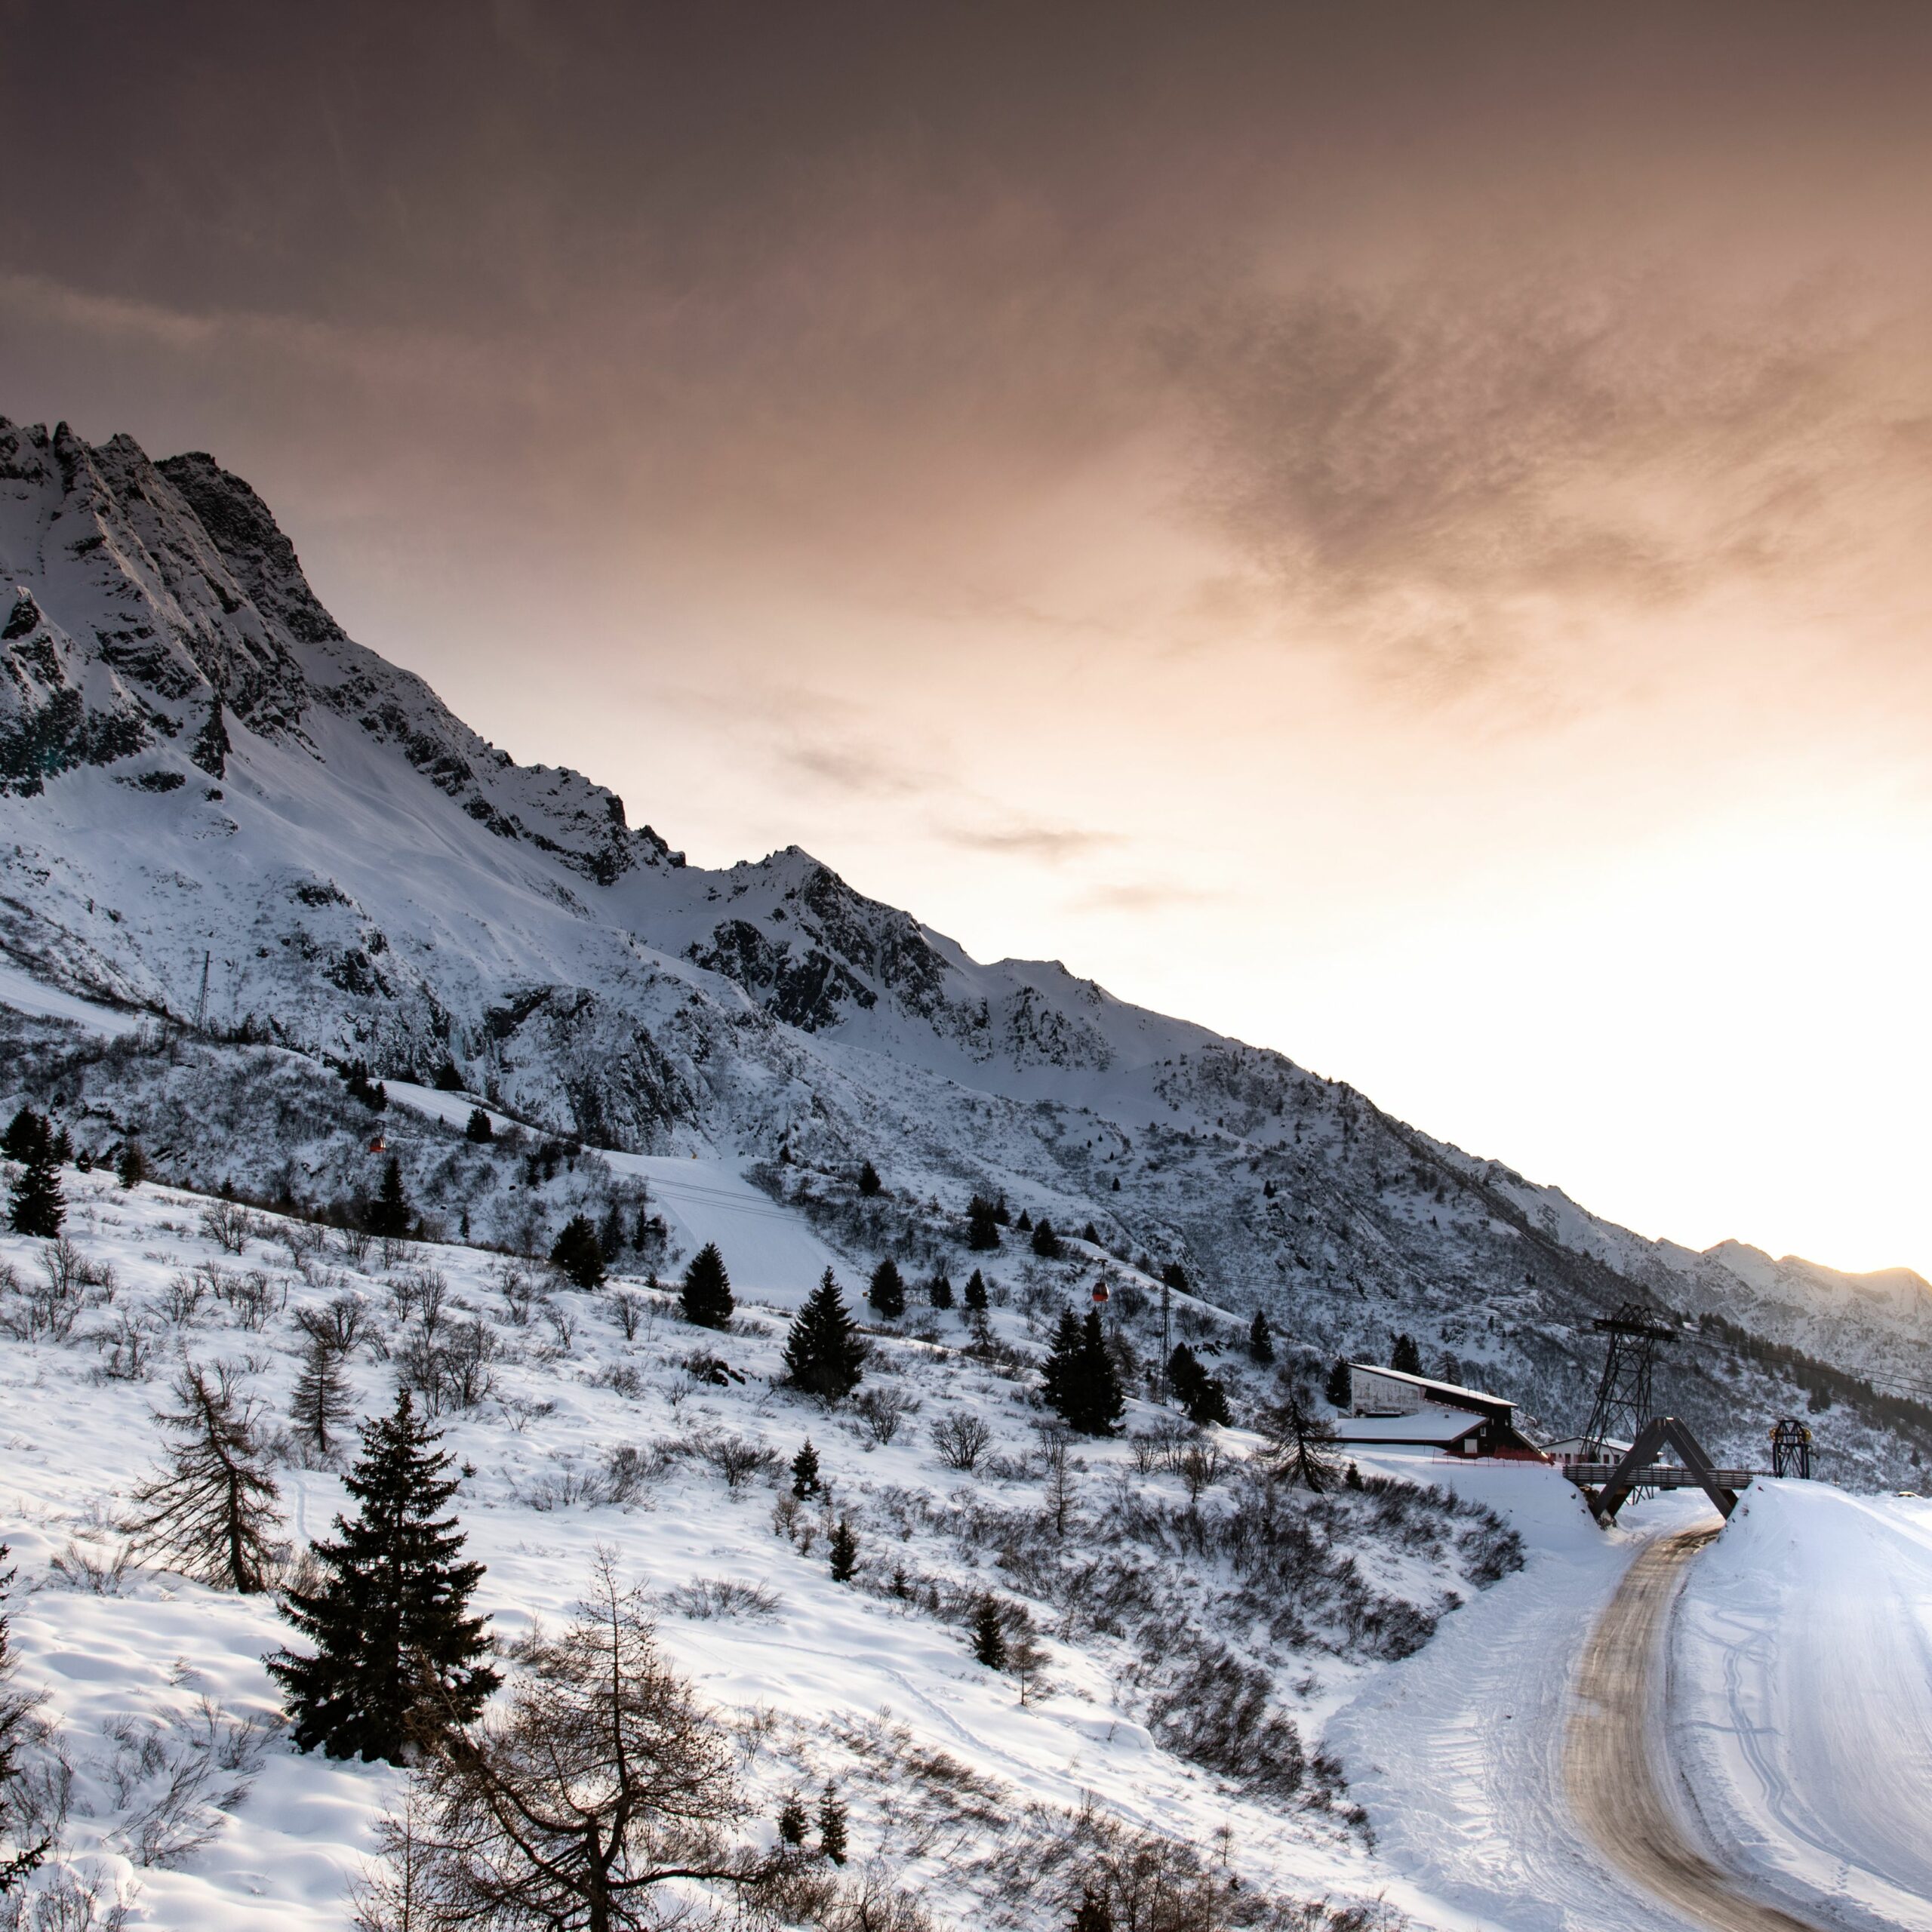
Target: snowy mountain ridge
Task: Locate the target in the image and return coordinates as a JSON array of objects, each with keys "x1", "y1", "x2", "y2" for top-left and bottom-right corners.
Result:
[{"x1": 3, "y1": 411, "x2": 1930, "y2": 1471}]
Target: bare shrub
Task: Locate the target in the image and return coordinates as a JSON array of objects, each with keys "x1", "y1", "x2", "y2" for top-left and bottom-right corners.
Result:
[
  {"x1": 294, "y1": 1293, "x2": 368, "y2": 1358},
  {"x1": 852, "y1": 1386, "x2": 918, "y2": 1446},
  {"x1": 596, "y1": 1361, "x2": 646, "y2": 1398},
  {"x1": 610, "y1": 1290, "x2": 646, "y2": 1340},
  {"x1": 1176, "y1": 1442, "x2": 1225, "y2": 1503},
  {"x1": 157, "y1": 1274, "x2": 205, "y2": 1329},
  {"x1": 42, "y1": 1238, "x2": 114, "y2": 1302},
  {"x1": 930, "y1": 1412, "x2": 992, "y2": 1472},
  {"x1": 700, "y1": 1436, "x2": 779, "y2": 1492},
  {"x1": 334, "y1": 1223, "x2": 374, "y2": 1267},
  {"x1": 93, "y1": 1314, "x2": 158, "y2": 1383},
  {"x1": 495, "y1": 1265, "x2": 538, "y2": 1327},
  {"x1": 275, "y1": 1220, "x2": 328, "y2": 1268},
  {"x1": 99, "y1": 1697, "x2": 270, "y2": 1867},
  {"x1": 223, "y1": 1270, "x2": 281, "y2": 1333},
  {"x1": 664, "y1": 1577, "x2": 782, "y2": 1621},
  {"x1": 48, "y1": 1540, "x2": 134, "y2": 1596},
  {"x1": 198, "y1": 1201, "x2": 252, "y2": 1256}
]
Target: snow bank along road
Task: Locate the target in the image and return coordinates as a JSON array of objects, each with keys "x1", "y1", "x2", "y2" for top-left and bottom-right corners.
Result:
[{"x1": 1567, "y1": 1525, "x2": 1822, "y2": 1932}]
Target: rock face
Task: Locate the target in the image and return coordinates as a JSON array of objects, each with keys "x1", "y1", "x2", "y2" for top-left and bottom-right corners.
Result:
[{"x1": 2, "y1": 413, "x2": 1927, "y2": 1459}]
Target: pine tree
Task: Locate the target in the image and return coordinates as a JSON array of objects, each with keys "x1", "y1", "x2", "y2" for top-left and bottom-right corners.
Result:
[
  {"x1": 1065, "y1": 1309, "x2": 1124, "y2": 1437},
  {"x1": 1391, "y1": 1332, "x2": 1423, "y2": 1375},
  {"x1": 116, "y1": 1138, "x2": 147, "y2": 1188},
  {"x1": 966, "y1": 1195, "x2": 1001, "y2": 1251},
  {"x1": 1166, "y1": 1344, "x2": 1231, "y2": 1428},
  {"x1": 598, "y1": 1203, "x2": 625, "y2": 1261},
  {"x1": 267, "y1": 1389, "x2": 498, "y2": 1763},
  {"x1": 7, "y1": 1129, "x2": 63, "y2": 1238},
  {"x1": 857, "y1": 1160, "x2": 882, "y2": 1198},
  {"x1": 549, "y1": 1214, "x2": 607, "y2": 1289},
  {"x1": 464, "y1": 1106, "x2": 494, "y2": 1143},
  {"x1": 969, "y1": 1595, "x2": 1007, "y2": 1669},
  {"x1": 366, "y1": 1156, "x2": 411, "y2": 1239},
  {"x1": 129, "y1": 1363, "x2": 283, "y2": 1592},
  {"x1": 828, "y1": 1518, "x2": 858, "y2": 1583},
  {"x1": 1015, "y1": 1209, "x2": 1032, "y2": 1232},
  {"x1": 928, "y1": 1272, "x2": 954, "y2": 1311},
  {"x1": 0, "y1": 1108, "x2": 43, "y2": 1163},
  {"x1": 867, "y1": 1257, "x2": 906, "y2": 1320},
  {"x1": 817, "y1": 1784, "x2": 848, "y2": 1865},
  {"x1": 1324, "y1": 1357, "x2": 1353, "y2": 1409},
  {"x1": 783, "y1": 1271, "x2": 869, "y2": 1401},
  {"x1": 964, "y1": 1269, "x2": 989, "y2": 1312},
  {"x1": 790, "y1": 1438, "x2": 821, "y2": 1497},
  {"x1": 777, "y1": 1792, "x2": 810, "y2": 1848},
  {"x1": 1040, "y1": 1309, "x2": 1084, "y2": 1420},
  {"x1": 291, "y1": 1330, "x2": 354, "y2": 1457},
  {"x1": 1030, "y1": 1217, "x2": 1063, "y2": 1260},
  {"x1": 1247, "y1": 1310, "x2": 1275, "y2": 1365},
  {"x1": 0, "y1": 1545, "x2": 49, "y2": 1897},
  {"x1": 1161, "y1": 1260, "x2": 1189, "y2": 1294},
  {"x1": 679, "y1": 1242, "x2": 733, "y2": 1327}
]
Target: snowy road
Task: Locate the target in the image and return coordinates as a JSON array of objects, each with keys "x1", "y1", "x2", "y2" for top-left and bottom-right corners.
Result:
[{"x1": 1567, "y1": 1526, "x2": 1823, "y2": 1932}]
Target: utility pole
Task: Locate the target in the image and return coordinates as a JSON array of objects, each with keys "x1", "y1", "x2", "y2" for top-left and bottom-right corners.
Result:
[
  {"x1": 192, "y1": 949, "x2": 211, "y2": 1033},
  {"x1": 1159, "y1": 1275, "x2": 1172, "y2": 1401}
]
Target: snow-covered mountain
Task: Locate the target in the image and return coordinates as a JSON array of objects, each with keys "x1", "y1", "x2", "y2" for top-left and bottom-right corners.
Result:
[{"x1": 4, "y1": 413, "x2": 1930, "y2": 1472}]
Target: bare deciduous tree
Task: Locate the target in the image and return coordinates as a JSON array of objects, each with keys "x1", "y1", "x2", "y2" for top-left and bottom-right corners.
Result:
[
  {"x1": 929, "y1": 1412, "x2": 992, "y2": 1472},
  {"x1": 128, "y1": 1364, "x2": 283, "y2": 1592},
  {"x1": 368, "y1": 1553, "x2": 774, "y2": 1931}
]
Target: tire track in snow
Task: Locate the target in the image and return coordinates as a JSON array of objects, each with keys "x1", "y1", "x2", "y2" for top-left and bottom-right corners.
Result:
[{"x1": 1566, "y1": 1527, "x2": 1827, "y2": 1932}]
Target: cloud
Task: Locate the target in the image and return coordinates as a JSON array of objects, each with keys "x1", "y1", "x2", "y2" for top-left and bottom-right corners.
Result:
[
  {"x1": 781, "y1": 740, "x2": 934, "y2": 799},
  {"x1": 1161, "y1": 265, "x2": 1932, "y2": 700},
  {"x1": 1075, "y1": 880, "x2": 1220, "y2": 912},
  {"x1": 935, "y1": 821, "x2": 1124, "y2": 863}
]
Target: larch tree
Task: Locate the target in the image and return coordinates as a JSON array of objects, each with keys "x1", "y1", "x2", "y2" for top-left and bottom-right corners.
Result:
[{"x1": 129, "y1": 1364, "x2": 283, "y2": 1592}]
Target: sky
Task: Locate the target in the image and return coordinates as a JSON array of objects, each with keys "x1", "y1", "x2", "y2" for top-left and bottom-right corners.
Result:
[{"x1": 5, "y1": 1, "x2": 1932, "y2": 1275}]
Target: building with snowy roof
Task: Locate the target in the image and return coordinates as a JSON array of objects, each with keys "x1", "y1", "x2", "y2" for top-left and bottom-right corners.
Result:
[{"x1": 1331, "y1": 1362, "x2": 1546, "y2": 1460}]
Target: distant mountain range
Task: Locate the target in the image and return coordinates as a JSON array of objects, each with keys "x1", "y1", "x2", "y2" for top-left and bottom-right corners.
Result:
[{"x1": 4, "y1": 412, "x2": 1928, "y2": 1472}]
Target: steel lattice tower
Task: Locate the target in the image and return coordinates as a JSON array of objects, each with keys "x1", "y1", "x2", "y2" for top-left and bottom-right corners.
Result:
[
  {"x1": 1580, "y1": 1303, "x2": 1677, "y2": 1456},
  {"x1": 1770, "y1": 1417, "x2": 1814, "y2": 1478}
]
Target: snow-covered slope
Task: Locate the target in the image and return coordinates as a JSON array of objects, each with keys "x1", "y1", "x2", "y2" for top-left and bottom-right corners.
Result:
[
  {"x1": 4, "y1": 413, "x2": 1931, "y2": 1478},
  {"x1": 0, "y1": 1168, "x2": 1515, "y2": 1929}
]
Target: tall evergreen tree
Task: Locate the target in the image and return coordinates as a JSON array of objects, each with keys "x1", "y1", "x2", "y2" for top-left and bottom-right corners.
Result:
[
  {"x1": 6, "y1": 1128, "x2": 62, "y2": 1238},
  {"x1": 828, "y1": 1518, "x2": 858, "y2": 1582},
  {"x1": 1166, "y1": 1344, "x2": 1231, "y2": 1428},
  {"x1": 1324, "y1": 1357, "x2": 1354, "y2": 1410},
  {"x1": 464, "y1": 1106, "x2": 494, "y2": 1143},
  {"x1": 1391, "y1": 1332, "x2": 1423, "y2": 1375},
  {"x1": 783, "y1": 1272, "x2": 869, "y2": 1401},
  {"x1": 856, "y1": 1160, "x2": 883, "y2": 1198},
  {"x1": 1040, "y1": 1309, "x2": 1084, "y2": 1420},
  {"x1": 366, "y1": 1156, "x2": 411, "y2": 1238},
  {"x1": 268, "y1": 1389, "x2": 498, "y2": 1763},
  {"x1": 116, "y1": 1138, "x2": 147, "y2": 1188},
  {"x1": 130, "y1": 1364, "x2": 283, "y2": 1592},
  {"x1": 817, "y1": 1784, "x2": 848, "y2": 1866},
  {"x1": 867, "y1": 1257, "x2": 906, "y2": 1320},
  {"x1": 1045, "y1": 1309, "x2": 1124, "y2": 1436},
  {"x1": 0, "y1": 1108, "x2": 43, "y2": 1163},
  {"x1": 969, "y1": 1595, "x2": 1007, "y2": 1669},
  {"x1": 1247, "y1": 1310, "x2": 1275, "y2": 1365},
  {"x1": 966, "y1": 1195, "x2": 1001, "y2": 1251},
  {"x1": 928, "y1": 1271, "x2": 954, "y2": 1311},
  {"x1": 963, "y1": 1269, "x2": 989, "y2": 1312},
  {"x1": 598, "y1": 1203, "x2": 626, "y2": 1261},
  {"x1": 291, "y1": 1330, "x2": 354, "y2": 1457},
  {"x1": 552, "y1": 1214, "x2": 608, "y2": 1290},
  {"x1": 679, "y1": 1241, "x2": 734, "y2": 1327},
  {"x1": 1029, "y1": 1217, "x2": 1063, "y2": 1260}
]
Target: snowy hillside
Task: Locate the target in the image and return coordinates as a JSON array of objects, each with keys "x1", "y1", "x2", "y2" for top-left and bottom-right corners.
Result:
[
  {"x1": 0, "y1": 1166, "x2": 1520, "y2": 1929},
  {"x1": 3, "y1": 411, "x2": 1931, "y2": 1481}
]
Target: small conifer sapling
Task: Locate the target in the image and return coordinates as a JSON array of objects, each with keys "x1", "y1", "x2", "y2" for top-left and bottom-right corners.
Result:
[
  {"x1": 679, "y1": 1241, "x2": 734, "y2": 1327},
  {"x1": 828, "y1": 1518, "x2": 858, "y2": 1583},
  {"x1": 790, "y1": 1438, "x2": 821, "y2": 1497},
  {"x1": 817, "y1": 1784, "x2": 848, "y2": 1865},
  {"x1": 970, "y1": 1595, "x2": 1008, "y2": 1669}
]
